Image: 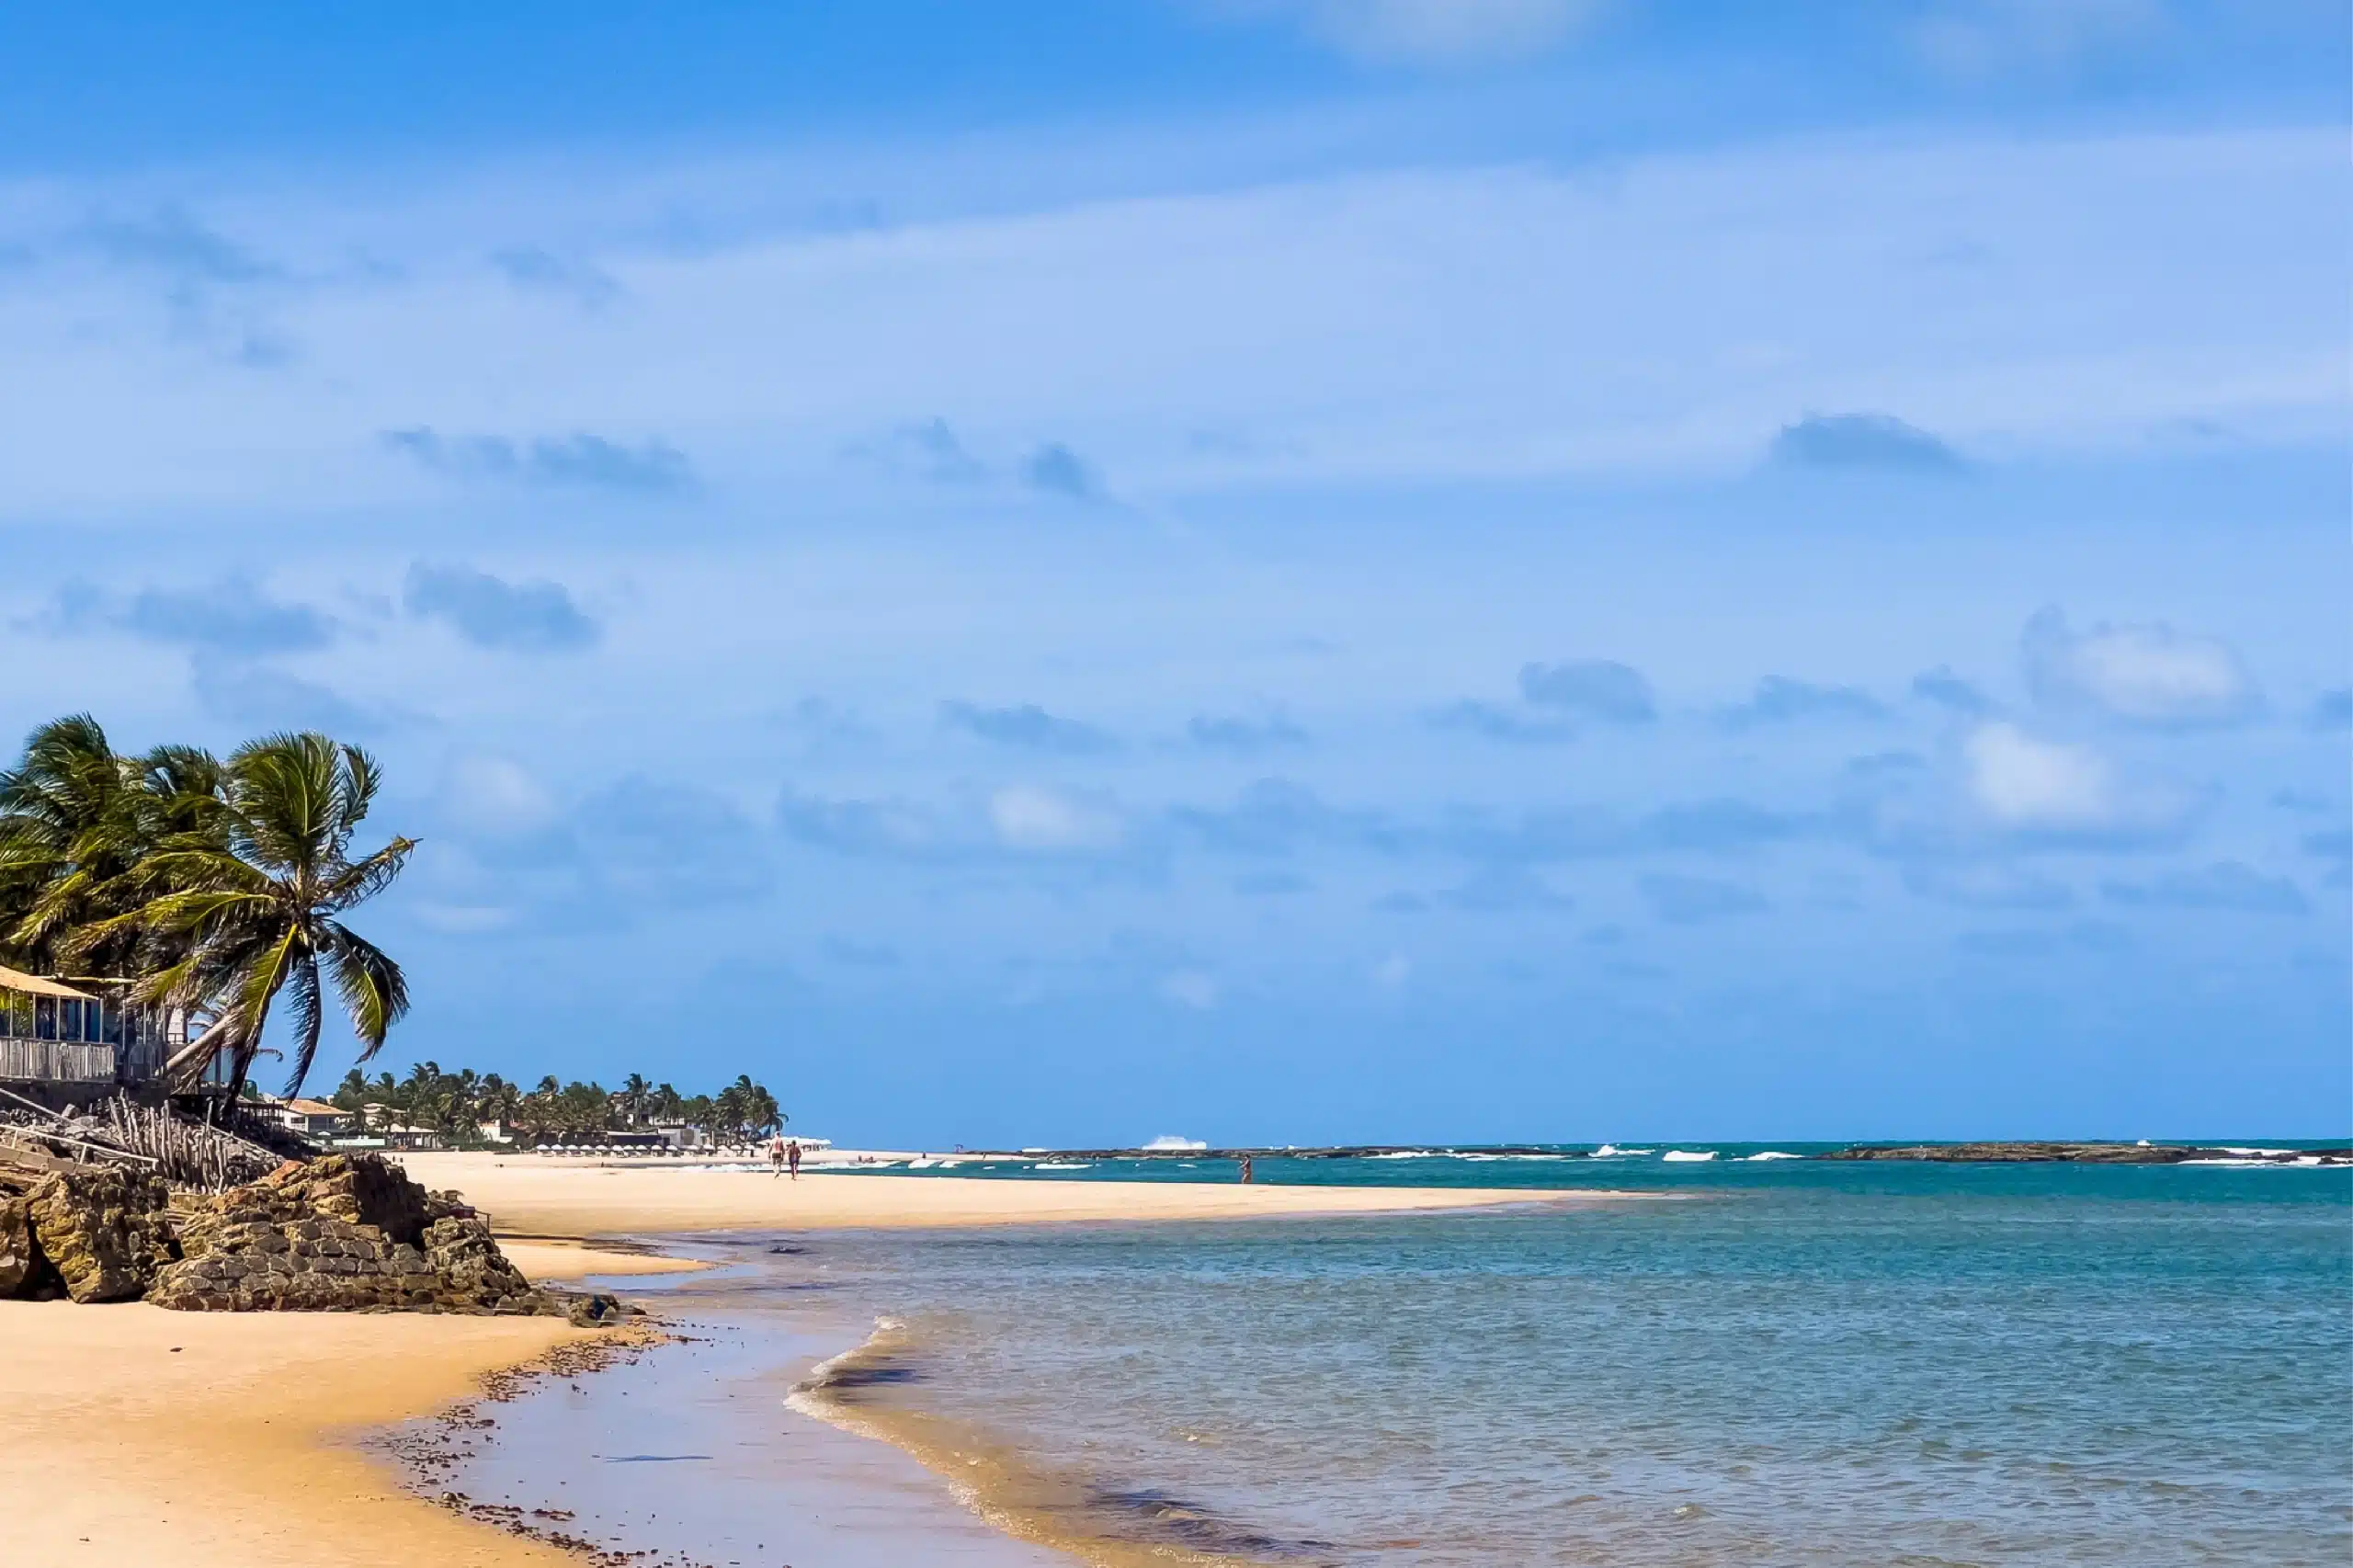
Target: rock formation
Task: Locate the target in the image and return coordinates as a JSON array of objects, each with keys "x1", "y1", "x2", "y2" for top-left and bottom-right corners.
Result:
[
  {"x1": 147, "y1": 1155, "x2": 559, "y2": 1314},
  {"x1": 26, "y1": 1166, "x2": 178, "y2": 1302},
  {"x1": 0, "y1": 1152, "x2": 617, "y2": 1318}
]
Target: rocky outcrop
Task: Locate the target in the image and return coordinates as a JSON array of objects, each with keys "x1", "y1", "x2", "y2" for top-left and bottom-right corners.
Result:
[
  {"x1": 26, "y1": 1166, "x2": 178, "y2": 1302},
  {"x1": 145, "y1": 1153, "x2": 573, "y2": 1315}
]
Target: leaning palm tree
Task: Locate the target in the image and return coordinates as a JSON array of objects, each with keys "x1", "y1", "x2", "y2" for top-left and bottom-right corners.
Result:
[{"x1": 89, "y1": 733, "x2": 415, "y2": 1099}]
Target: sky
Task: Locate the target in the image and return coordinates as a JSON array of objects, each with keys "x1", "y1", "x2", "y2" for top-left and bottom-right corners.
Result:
[{"x1": 5, "y1": 1, "x2": 2347, "y2": 1146}]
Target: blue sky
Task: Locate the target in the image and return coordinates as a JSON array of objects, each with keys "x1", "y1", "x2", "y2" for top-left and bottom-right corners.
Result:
[{"x1": 6, "y1": 2, "x2": 2347, "y2": 1144}]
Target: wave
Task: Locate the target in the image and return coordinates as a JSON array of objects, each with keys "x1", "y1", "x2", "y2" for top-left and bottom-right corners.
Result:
[
  {"x1": 790, "y1": 1316, "x2": 916, "y2": 1409},
  {"x1": 1592, "y1": 1145, "x2": 1654, "y2": 1157},
  {"x1": 1745, "y1": 1152, "x2": 1802, "y2": 1162},
  {"x1": 1661, "y1": 1150, "x2": 1717, "y2": 1163},
  {"x1": 1032, "y1": 1161, "x2": 1093, "y2": 1170},
  {"x1": 790, "y1": 1317, "x2": 1327, "y2": 1567}
]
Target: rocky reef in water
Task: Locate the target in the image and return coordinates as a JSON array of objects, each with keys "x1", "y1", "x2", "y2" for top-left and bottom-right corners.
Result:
[
  {"x1": 1821, "y1": 1142, "x2": 2350, "y2": 1165},
  {"x1": 0, "y1": 1150, "x2": 626, "y2": 1321}
]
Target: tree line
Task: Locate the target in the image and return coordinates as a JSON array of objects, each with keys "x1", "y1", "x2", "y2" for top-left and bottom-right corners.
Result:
[
  {"x1": 326, "y1": 1063, "x2": 787, "y2": 1147},
  {"x1": 0, "y1": 716, "x2": 412, "y2": 1098}
]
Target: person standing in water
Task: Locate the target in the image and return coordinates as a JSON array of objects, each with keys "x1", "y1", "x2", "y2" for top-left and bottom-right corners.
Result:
[{"x1": 787, "y1": 1139, "x2": 801, "y2": 1180}]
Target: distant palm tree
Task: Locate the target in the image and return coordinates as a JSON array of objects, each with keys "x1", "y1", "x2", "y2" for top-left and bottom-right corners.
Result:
[
  {"x1": 620, "y1": 1072, "x2": 652, "y2": 1127},
  {"x1": 91, "y1": 733, "x2": 415, "y2": 1098}
]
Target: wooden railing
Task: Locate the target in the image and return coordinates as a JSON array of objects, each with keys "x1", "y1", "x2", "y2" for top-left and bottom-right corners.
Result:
[{"x1": 0, "y1": 1039, "x2": 117, "y2": 1084}]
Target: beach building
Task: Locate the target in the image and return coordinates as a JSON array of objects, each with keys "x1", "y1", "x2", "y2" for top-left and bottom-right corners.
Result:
[
  {"x1": 0, "y1": 963, "x2": 178, "y2": 1091},
  {"x1": 270, "y1": 1097, "x2": 350, "y2": 1138}
]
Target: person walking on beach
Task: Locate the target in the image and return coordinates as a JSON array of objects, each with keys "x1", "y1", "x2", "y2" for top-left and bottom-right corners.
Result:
[
  {"x1": 787, "y1": 1139, "x2": 801, "y2": 1181},
  {"x1": 768, "y1": 1134, "x2": 786, "y2": 1177},
  {"x1": 1239, "y1": 1153, "x2": 1254, "y2": 1185}
]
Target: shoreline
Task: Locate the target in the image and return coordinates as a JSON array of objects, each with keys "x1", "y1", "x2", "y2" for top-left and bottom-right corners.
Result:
[
  {"x1": 5, "y1": 1162, "x2": 1603, "y2": 1568},
  {"x1": 395, "y1": 1151, "x2": 1625, "y2": 1241}
]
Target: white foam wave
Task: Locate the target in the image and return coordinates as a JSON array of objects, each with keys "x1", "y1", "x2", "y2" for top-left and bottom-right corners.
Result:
[
  {"x1": 1370, "y1": 1150, "x2": 1446, "y2": 1160},
  {"x1": 1032, "y1": 1161, "x2": 1093, "y2": 1170},
  {"x1": 1662, "y1": 1150, "x2": 1717, "y2": 1163},
  {"x1": 794, "y1": 1316, "x2": 907, "y2": 1397},
  {"x1": 1142, "y1": 1134, "x2": 1208, "y2": 1152},
  {"x1": 1745, "y1": 1152, "x2": 1802, "y2": 1161},
  {"x1": 1593, "y1": 1145, "x2": 1654, "y2": 1157}
]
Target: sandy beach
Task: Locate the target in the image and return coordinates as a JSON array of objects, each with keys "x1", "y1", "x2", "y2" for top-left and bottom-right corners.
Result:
[
  {"x1": 397, "y1": 1151, "x2": 1590, "y2": 1240},
  {"x1": 3, "y1": 1158, "x2": 1593, "y2": 1568},
  {"x1": 0, "y1": 1298, "x2": 587, "y2": 1567}
]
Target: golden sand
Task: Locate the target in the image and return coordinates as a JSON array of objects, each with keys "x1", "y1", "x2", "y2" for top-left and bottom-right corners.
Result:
[
  {"x1": 399, "y1": 1150, "x2": 1593, "y2": 1239},
  {"x1": 0, "y1": 1299, "x2": 583, "y2": 1567}
]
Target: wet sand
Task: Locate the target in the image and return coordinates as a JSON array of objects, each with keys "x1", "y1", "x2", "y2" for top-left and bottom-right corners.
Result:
[
  {"x1": 402, "y1": 1275, "x2": 1081, "y2": 1567},
  {"x1": 399, "y1": 1152, "x2": 1594, "y2": 1239}
]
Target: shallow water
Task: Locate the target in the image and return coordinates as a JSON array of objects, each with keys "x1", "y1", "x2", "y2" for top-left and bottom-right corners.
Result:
[{"x1": 447, "y1": 1155, "x2": 2353, "y2": 1566}]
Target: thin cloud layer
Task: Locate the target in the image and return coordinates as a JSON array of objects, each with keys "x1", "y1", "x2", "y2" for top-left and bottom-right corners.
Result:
[
  {"x1": 404, "y1": 563, "x2": 600, "y2": 653},
  {"x1": 941, "y1": 701, "x2": 1120, "y2": 754},
  {"x1": 1208, "y1": 0, "x2": 1602, "y2": 64},
  {"x1": 385, "y1": 428, "x2": 695, "y2": 494},
  {"x1": 1518, "y1": 660, "x2": 1656, "y2": 723},
  {"x1": 44, "y1": 577, "x2": 335, "y2": 656},
  {"x1": 1721, "y1": 676, "x2": 1888, "y2": 729},
  {"x1": 1768, "y1": 413, "x2": 1965, "y2": 473}
]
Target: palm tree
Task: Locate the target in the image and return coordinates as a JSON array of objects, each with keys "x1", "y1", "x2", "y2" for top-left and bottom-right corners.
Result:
[
  {"x1": 90, "y1": 733, "x2": 415, "y2": 1099},
  {"x1": 0, "y1": 715, "x2": 148, "y2": 972},
  {"x1": 620, "y1": 1072, "x2": 652, "y2": 1127}
]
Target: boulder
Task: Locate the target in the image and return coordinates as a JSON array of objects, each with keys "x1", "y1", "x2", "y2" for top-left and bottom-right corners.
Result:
[
  {"x1": 0, "y1": 1197, "x2": 32, "y2": 1295},
  {"x1": 566, "y1": 1291, "x2": 627, "y2": 1327},
  {"x1": 26, "y1": 1166, "x2": 178, "y2": 1302}
]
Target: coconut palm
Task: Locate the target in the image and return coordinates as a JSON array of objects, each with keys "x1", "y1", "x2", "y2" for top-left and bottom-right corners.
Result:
[
  {"x1": 90, "y1": 733, "x2": 415, "y2": 1099},
  {"x1": 0, "y1": 714, "x2": 148, "y2": 972},
  {"x1": 620, "y1": 1072, "x2": 652, "y2": 1127}
]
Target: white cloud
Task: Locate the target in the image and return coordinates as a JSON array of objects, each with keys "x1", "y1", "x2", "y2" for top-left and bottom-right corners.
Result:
[
  {"x1": 438, "y1": 753, "x2": 556, "y2": 836},
  {"x1": 1963, "y1": 721, "x2": 2116, "y2": 828},
  {"x1": 0, "y1": 125, "x2": 2339, "y2": 517},
  {"x1": 987, "y1": 784, "x2": 1125, "y2": 852},
  {"x1": 2022, "y1": 608, "x2": 2257, "y2": 727},
  {"x1": 1212, "y1": 0, "x2": 1601, "y2": 64},
  {"x1": 1159, "y1": 970, "x2": 1222, "y2": 1009},
  {"x1": 1915, "y1": 0, "x2": 2165, "y2": 77}
]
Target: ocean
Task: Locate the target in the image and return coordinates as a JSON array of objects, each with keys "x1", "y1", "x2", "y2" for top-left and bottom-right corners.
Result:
[{"x1": 416, "y1": 1148, "x2": 2353, "y2": 1567}]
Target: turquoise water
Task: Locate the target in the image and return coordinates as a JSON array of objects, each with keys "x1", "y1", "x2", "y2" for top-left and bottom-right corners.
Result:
[{"x1": 792, "y1": 1153, "x2": 2351, "y2": 1564}]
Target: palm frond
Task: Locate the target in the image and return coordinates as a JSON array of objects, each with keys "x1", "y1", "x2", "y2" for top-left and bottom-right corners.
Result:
[
  {"x1": 319, "y1": 837, "x2": 415, "y2": 913},
  {"x1": 320, "y1": 920, "x2": 409, "y2": 1056},
  {"x1": 279, "y1": 953, "x2": 325, "y2": 1097}
]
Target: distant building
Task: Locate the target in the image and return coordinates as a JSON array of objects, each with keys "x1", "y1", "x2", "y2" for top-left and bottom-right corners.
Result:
[{"x1": 273, "y1": 1097, "x2": 349, "y2": 1138}]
